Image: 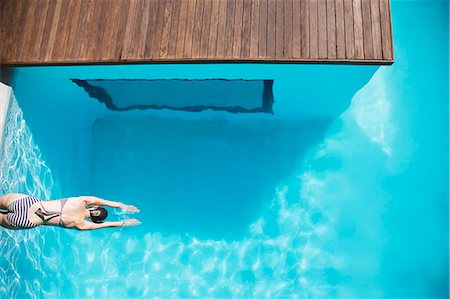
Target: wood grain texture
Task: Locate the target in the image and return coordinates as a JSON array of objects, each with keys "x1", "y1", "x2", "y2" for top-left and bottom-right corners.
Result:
[
  {"x1": 0, "y1": 0, "x2": 393, "y2": 64},
  {"x1": 335, "y1": 0, "x2": 345, "y2": 58},
  {"x1": 326, "y1": 0, "x2": 337, "y2": 59},
  {"x1": 370, "y1": 0, "x2": 382, "y2": 59},
  {"x1": 207, "y1": 0, "x2": 220, "y2": 58},
  {"x1": 300, "y1": 0, "x2": 310, "y2": 58},
  {"x1": 224, "y1": 0, "x2": 235, "y2": 58},
  {"x1": 284, "y1": 0, "x2": 293, "y2": 59},
  {"x1": 292, "y1": 0, "x2": 301, "y2": 58},
  {"x1": 344, "y1": 0, "x2": 355, "y2": 59},
  {"x1": 353, "y1": 0, "x2": 364, "y2": 59},
  {"x1": 249, "y1": 0, "x2": 259, "y2": 58},
  {"x1": 241, "y1": 0, "x2": 252, "y2": 58},
  {"x1": 361, "y1": 0, "x2": 374, "y2": 59},
  {"x1": 310, "y1": 0, "x2": 319, "y2": 59},
  {"x1": 258, "y1": 0, "x2": 267, "y2": 58},
  {"x1": 232, "y1": 0, "x2": 244, "y2": 58},
  {"x1": 275, "y1": 0, "x2": 284, "y2": 58},
  {"x1": 215, "y1": 0, "x2": 228, "y2": 58},
  {"x1": 380, "y1": 0, "x2": 393, "y2": 60},
  {"x1": 266, "y1": 0, "x2": 275, "y2": 58},
  {"x1": 317, "y1": 0, "x2": 327, "y2": 59},
  {"x1": 160, "y1": 0, "x2": 174, "y2": 58}
]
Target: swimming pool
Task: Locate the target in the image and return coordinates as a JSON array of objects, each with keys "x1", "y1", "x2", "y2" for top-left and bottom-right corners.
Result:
[{"x1": 1, "y1": 1, "x2": 448, "y2": 298}]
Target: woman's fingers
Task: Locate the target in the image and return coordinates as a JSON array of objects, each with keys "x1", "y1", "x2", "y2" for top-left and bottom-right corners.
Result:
[
  {"x1": 122, "y1": 205, "x2": 140, "y2": 213},
  {"x1": 123, "y1": 218, "x2": 141, "y2": 226}
]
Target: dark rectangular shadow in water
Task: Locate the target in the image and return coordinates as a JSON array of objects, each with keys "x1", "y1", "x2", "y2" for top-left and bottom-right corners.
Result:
[{"x1": 72, "y1": 79, "x2": 274, "y2": 114}]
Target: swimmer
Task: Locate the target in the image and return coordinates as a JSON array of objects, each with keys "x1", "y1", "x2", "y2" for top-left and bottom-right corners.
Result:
[{"x1": 0, "y1": 193, "x2": 141, "y2": 230}]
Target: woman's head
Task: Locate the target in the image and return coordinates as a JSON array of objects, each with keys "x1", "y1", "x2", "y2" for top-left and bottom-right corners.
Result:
[{"x1": 89, "y1": 207, "x2": 108, "y2": 223}]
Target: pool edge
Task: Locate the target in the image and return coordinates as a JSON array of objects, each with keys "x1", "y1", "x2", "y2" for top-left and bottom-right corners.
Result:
[{"x1": 0, "y1": 82, "x2": 11, "y2": 152}]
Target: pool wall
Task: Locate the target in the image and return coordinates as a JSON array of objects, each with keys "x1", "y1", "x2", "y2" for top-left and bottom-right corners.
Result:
[{"x1": 0, "y1": 82, "x2": 11, "y2": 152}]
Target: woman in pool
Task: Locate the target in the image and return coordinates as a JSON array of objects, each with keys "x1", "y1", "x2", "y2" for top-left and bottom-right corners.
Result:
[{"x1": 0, "y1": 193, "x2": 141, "y2": 230}]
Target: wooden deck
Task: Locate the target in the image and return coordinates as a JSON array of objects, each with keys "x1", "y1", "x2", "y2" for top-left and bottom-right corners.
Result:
[{"x1": 0, "y1": 0, "x2": 393, "y2": 65}]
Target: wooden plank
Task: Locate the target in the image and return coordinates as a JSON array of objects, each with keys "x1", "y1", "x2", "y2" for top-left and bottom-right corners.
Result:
[
  {"x1": 150, "y1": 0, "x2": 166, "y2": 58},
  {"x1": 84, "y1": 0, "x2": 104, "y2": 61},
  {"x1": 183, "y1": 0, "x2": 196, "y2": 58},
  {"x1": 37, "y1": 0, "x2": 57, "y2": 61},
  {"x1": 370, "y1": 0, "x2": 382, "y2": 59},
  {"x1": 199, "y1": 0, "x2": 212, "y2": 58},
  {"x1": 292, "y1": 0, "x2": 301, "y2": 58},
  {"x1": 191, "y1": 0, "x2": 204, "y2": 59},
  {"x1": 241, "y1": 0, "x2": 252, "y2": 58},
  {"x1": 353, "y1": 0, "x2": 364, "y2": 59},
  {"x1": 275, "y1": 0, "x2": 284, "y2": 58},
  {"x1": 0, "y1": 0, "x2": 5, "y2": 58},
  {"x1": 266, "y1": 0, "x2": 275, "y2": 58},
  {"x1": 309, "y1": 0, "x2": 319, "y2": 59},
  {"x1": 79, "y1": 0, "x2": 97, "y2": 60},
  {"x1": 70, "y1": 0, "x2": 89, "y2": 60},
  {"x1": 207, "y1": 0, "x2": 220, "y2": 58},
  {"x1": 215, "y1": 0, "x2": 228, "y2": 58},
  {"x1": 284, "y1": 0, "x2": 293, "y2": 58},
  {"x1": 56, "y1": 0, "x2": 76, "y2": 60},
  {"x1": 144, "y1": 0, "x2": 160, "y2": 58},
  {"x1": 160, "y1": 0, "x2": 174, "y2": 58},
  {"x1": 249, "y1": 0, "x2": 259, "y2": 58},
  {"x1": 114, "y1": 0, "x2": 131, "y2": 60},
  {"x1": 317, "y1": 0, "x2": 327, "y2": 59},
  {"x1": 258, "y1": 0, "x2": 267, "y2": 58},
  {"x1": 380, "y1": 0, "x2": 393, "y2": 60},
  {"x1": 167, "y1": 0, "x2": 181, "y2": 59},
  {"x1": 9, "y1": 0, "x2": 28, "y2": 62},
  {"x1": 94, "y1": 0, "x2": 115, "y2": 60},
  {"x1": 343, "y1": 0, "x2": 354, "y2": 59},
  {"x1": 123, "y1": 0, "x2": 140, "y2": 59},
  {"x1": 361, "y1": 0, "x2": 374, "y2": 59},
  {"x1": 232, "y1": 0, "x2": 244, "y2": 58},
  {"x1": 0, "y1": 0, "x2": 17, "y2": 61},
  {"x1": 224, "y1": 0, "x2": 235, "y2": 58},
  {"x1": 93, "y1": 0, "x2": 111, "y2": 61},
  {"x1": 18, "y1": 0, "x2": 39, "y2": 61},
  {"x1": 326, "y1": 0, "x2": 336, "y2": 59},
  {"x1": 63, "y1": 0, "x2": 83, "y2": 60},
  {"x1": 335, "y1": 0, "x2": 345, "y2": 58},
  {"x1": 45, "y1": 0, "x2": 63, "y2": 61},
  {"x1": 31, "y1": 0, "x2": 51, "y2": 60},
  {"x1": 136, "y1": 0, "x2": 152, "y2": 59},
  {"x1": 300, "y1": 0, "x2": 310, "y2": 58},
  {"x1": 175, "y1": 0, "x2": 188, "y2": 57}
]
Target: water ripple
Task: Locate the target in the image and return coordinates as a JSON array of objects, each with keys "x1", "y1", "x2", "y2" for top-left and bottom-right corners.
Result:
[{"x1": 0, "y1": 92, "x2": 60, "y2": 299}]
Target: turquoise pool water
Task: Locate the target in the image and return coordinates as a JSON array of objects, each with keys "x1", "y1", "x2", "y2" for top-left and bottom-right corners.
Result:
[{"x1": 1, "y1": 1, "x2": 448, "y2": 298}]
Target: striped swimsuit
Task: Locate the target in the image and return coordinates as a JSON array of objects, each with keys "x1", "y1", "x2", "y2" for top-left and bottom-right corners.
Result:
[
  {"x1": 6, "y1": 196, "x2": 68, "y2": 229},
  {"x1": 6, "y1": 196, "x2": 40, "y2": 229}
]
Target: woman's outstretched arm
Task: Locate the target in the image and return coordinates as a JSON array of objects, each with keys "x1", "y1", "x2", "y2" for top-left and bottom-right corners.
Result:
[
  {"x1": 79, "y1": 196, "x2": 140, "y2": 213},
  {"x1": 76, "y1": 219, "x2": 141, "y2": 230}
]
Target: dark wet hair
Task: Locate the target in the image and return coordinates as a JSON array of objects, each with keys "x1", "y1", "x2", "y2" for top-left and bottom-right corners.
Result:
[{"x1": 89, "y1": 207, "x2": 108, "y2": 223}]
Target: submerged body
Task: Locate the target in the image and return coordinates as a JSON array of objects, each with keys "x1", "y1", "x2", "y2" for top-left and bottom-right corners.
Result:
[{"x1": 0, "y1": 193, "x2": 140, "y2": 230}]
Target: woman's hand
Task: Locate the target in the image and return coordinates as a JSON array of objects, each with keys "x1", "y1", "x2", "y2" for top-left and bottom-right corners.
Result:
[
  {"x1": 120, "y1": 204, "x2": 140, "y2": 213},
  {"x1": 122, "y1": 218, "x2": 141, "y2": 226}
]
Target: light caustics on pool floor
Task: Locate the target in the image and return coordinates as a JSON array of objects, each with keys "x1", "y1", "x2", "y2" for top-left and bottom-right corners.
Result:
[
  {"x1": 0, "y1": 92, "x2": 339, "y2": 298},
  {"x1": 0, "y1": 94, "x2": 63, "y2": 299},
  {"x1": 0, "y1": 68, "x2": 398, "y2": 299}
]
